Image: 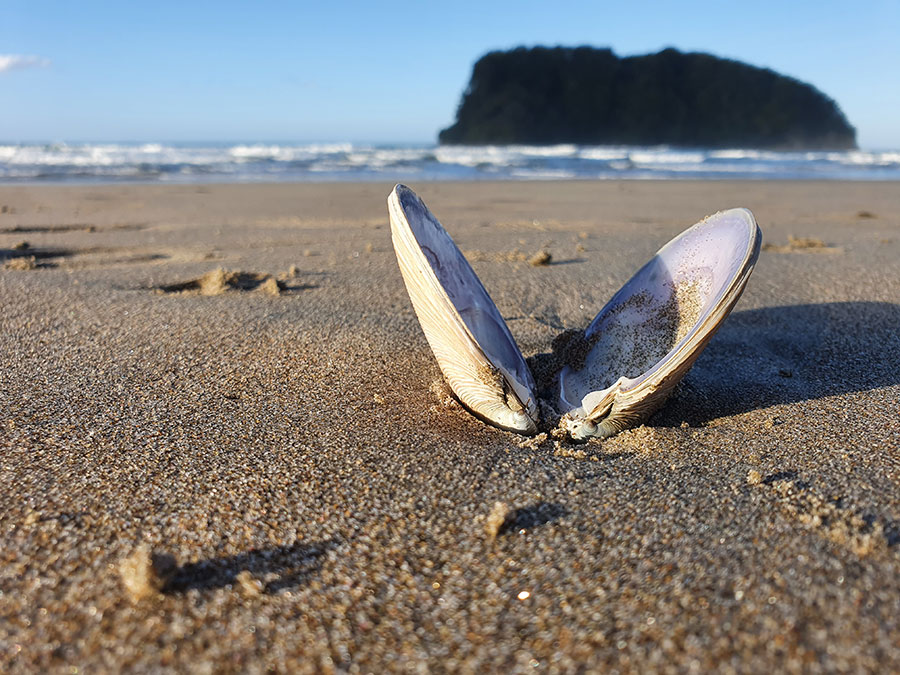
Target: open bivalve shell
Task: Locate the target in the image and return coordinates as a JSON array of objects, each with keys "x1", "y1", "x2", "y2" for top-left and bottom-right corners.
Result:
[
  {"x1": 388, "y1": 185, "x2": 761, "y2": 441},
  {"x1": 558, "y1": 208, "x2": 762, "y2": 440},
  {"x1": 388, "y1": 185, "x2": 539, "y2": 433}
]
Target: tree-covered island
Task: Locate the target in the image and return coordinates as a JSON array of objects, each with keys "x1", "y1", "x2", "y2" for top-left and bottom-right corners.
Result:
[{"x1": 439, "y1": 47, "x2": 856, "y2": 149}]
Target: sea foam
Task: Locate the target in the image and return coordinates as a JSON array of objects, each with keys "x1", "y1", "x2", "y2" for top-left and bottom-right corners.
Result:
[{"x1": 1, "y1": 142, "x2": 898, "y2": 183}]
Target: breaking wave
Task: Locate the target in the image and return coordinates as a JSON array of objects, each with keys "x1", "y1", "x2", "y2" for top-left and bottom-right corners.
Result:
[{"x1": 1, "y1": 142, "x2": 898, "y2": 183}]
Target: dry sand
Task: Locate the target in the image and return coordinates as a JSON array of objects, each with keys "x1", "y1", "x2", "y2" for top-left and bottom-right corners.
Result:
[{"x1": 1, "y1": 180, "x2": 899, "y2": 672}]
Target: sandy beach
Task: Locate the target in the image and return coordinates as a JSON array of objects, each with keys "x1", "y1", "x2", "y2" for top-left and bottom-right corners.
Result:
[{"x1": 1, "y1": 180, "x2": 899, "y2": 672}]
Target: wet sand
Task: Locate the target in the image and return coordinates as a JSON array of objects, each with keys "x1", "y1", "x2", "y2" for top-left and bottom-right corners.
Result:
[{"x1": 2, "y1": 180, "x2": 899, "y2": 672}]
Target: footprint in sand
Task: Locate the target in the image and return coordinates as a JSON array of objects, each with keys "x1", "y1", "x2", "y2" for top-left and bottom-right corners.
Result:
[
  {"x1": 762, "y1": 235, "x2": 842, "y2": 254},
  {"x1": 155, "y1": 267, "x2": 312, "y2": 296},
  {"x1": 747, "y1": 469, "x2": 898, "y2": 557}
]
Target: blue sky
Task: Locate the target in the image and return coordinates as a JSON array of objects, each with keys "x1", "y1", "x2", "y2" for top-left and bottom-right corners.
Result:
[{"x1": 2, "y1": 0, "x2": 898, "y2": 148}]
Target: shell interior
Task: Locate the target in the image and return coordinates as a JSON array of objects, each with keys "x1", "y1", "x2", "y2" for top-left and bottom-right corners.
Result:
[
  {"x1": 558, "y1": 208, "x2": 761, "y2": 438},
  {"x1": 388, "y1": 184, "x2": 538, "y2": 433}
]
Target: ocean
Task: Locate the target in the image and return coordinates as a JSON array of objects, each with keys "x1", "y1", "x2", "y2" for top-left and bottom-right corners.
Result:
[{"x1": 1, "y1": 142, "x2": 899, "y2": 183}]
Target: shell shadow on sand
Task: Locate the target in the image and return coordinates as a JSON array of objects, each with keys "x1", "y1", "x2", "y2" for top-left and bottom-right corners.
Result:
[
  {"x1": 1, "y1": 245, "x2": 76, "y2": 268},
  {"x1": 163, "y1": 539, "x2": 337, "y2": 595},
  {"x1": 650, "y1": 301, "x2": 900, "y2": 426},
  {"x1": 494, "y1": 502, "x2": 569, "y2": 538}
]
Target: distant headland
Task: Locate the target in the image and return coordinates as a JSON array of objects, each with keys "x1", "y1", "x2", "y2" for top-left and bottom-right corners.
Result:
[{"x1": 439, "y1": 47, "x2": 856, "y2": 150}]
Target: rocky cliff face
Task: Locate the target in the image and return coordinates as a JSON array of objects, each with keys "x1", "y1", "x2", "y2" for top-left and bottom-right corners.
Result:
[{"x1": 439, "y1": 47, "x2": 856, "y2": 150}]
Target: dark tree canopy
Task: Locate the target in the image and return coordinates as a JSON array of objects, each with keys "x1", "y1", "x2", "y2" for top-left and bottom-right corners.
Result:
[{"x1": 439, "y1": 47, "x2": 856, "y2": 149}]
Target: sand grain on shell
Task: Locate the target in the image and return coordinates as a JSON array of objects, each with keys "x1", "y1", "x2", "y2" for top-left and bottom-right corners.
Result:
[{"x1": 559, "y1": 278, "x2": 707, "y2": 403}]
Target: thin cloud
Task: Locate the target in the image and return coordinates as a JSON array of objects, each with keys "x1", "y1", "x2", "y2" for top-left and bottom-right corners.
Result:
[{"x1": 0, "y1": 54, "x2": 51, "y2": 73}]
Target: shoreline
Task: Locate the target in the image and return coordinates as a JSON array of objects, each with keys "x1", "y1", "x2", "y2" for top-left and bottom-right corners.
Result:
[
  {"x1": 4, "y1": 142, "x2": 900, "y2": 184},
  {"x1": 5, "y1": 175, "x2": 900, "y2": 189}
]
